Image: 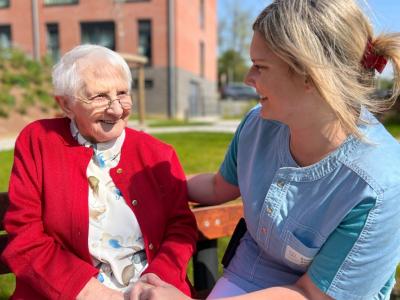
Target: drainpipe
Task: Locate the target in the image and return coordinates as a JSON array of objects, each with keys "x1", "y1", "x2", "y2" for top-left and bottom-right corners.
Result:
[
  {"x1": 31, "y1": 0, "x2": 40, "y2": 60},
  {"x1": 167, "y1": 0, "x2": 175, "y2": 118}
]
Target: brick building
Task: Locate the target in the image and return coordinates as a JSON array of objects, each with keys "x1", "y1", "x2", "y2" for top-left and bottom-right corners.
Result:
[{"x1": 0, "y1": 0, "x2": 218, "y2": 118}]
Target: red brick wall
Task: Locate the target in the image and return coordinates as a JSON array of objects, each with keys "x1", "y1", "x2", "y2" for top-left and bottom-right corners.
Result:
[
  {"x1": 0, "y1": 1, "x2": 34, "y2": 54},
  {"x1": 39, "y1": 0, "x2": 169, "y2": 67},
  {"x1": 175, "y1": 0, "x2": 217, "y2": 82},
  {"x1": 1, "y1": 0, "x2": 217, "y2": 79}
]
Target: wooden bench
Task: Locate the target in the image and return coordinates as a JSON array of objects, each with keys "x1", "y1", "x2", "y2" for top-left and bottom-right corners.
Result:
[
  {"x1": 0, "y1": 192, "x2": 9, "y2": 274},
  {"x1": 3, "y1": 191, "x2": 400, "y2": 298},
  {"x1": 0, "y1": 192, "x2": 243, "y2": 293}
]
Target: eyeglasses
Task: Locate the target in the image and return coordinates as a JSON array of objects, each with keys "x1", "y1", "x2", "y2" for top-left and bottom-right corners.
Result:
[{"x1": 75, "y1": 92, "x2": 132, "y2": 110}]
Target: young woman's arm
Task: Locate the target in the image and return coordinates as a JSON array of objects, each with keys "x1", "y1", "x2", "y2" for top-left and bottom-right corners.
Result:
[{"x1": 187, "y1": 171, "x2": 241, "y2": 205}]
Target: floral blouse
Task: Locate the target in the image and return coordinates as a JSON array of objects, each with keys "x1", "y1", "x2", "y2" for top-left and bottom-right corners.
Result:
[{"x1": 70, "y1": 121, "x2": 148, "y2": 292}]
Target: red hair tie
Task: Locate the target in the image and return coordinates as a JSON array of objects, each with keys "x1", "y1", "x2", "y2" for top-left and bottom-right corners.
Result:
[{"x1": 361, "y1": 39, "x2": 387, "y2": 73}]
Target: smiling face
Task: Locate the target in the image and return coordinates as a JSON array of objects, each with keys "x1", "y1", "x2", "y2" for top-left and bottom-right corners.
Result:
[
  {"x1": 57, "y1": 60, "x2": 132, "y2": 143},
  {"x1": 244, "y1": 31, "x2": 316, "y2": 125}
]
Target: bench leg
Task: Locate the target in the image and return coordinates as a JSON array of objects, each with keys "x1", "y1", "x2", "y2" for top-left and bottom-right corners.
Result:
[{"x1": 193, "y1": 239, "x2": 218, "y2": 292}]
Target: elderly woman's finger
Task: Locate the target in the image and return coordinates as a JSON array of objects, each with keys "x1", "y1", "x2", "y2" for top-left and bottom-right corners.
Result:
[{"x1": 140, "y1": 273, "x2": 166, "y2": 287}]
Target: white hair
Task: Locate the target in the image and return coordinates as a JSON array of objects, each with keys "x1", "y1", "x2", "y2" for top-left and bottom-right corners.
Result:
[{"x1": 52, "y1": 44, "x2": 132, "y2": 97}]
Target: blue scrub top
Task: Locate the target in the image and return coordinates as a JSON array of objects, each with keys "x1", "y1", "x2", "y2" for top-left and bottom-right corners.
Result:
[{"x1": 220, "y1": 106, "x2": 400, "y2": 299}]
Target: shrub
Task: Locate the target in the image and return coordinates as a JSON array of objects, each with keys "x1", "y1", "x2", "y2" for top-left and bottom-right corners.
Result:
[{"x1": 0, "y1": 47, "x2": 54, "y2": 118}]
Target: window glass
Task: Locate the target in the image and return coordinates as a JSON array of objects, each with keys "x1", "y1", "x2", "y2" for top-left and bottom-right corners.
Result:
[
  {"x1": 81, "y1": 22, "x2": 116, "y2": 51},
  {"x1": 200, "y1": 41, "x2": 205, "y2": 77},
  {"x1": 44, "y1": 0, "x2": 78, "y2": 5},
  {"x1": 199, "y1": 0, "x2": 205, "y2": 29},
  {"x1": 0, "y1": 25, "x2": 11, "y2": 48},
  {"x1": 46, "y1": 23, "x2": 60, "y2": 62},
  {"x1": 114, "y1": 0, "x2": 150, "y2": 2},
  {"x1": 0, "y1": 0, "x2": 9, "y2": 8},
  {"x1": 138, "y1": 20, "x2": 152, "y2": 66}
]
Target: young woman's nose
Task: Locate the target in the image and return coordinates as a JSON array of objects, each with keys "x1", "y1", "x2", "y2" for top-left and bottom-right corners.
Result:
[{"x1": 244, "y1": 68, "x2": 256, "y2": 88}]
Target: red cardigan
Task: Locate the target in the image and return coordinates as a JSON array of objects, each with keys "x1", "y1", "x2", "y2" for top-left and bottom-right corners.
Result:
[{"x1": 2, "y1": 118, "x2": 197, "y2": 300}]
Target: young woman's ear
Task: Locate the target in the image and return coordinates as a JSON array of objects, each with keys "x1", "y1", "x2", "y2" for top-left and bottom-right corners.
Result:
[
  {"x1": 55, "y1": 96, "x2": 75, "y2": 119},
  {"x1": 304, "y1": 76, "x2": 314, "y2": 92}
]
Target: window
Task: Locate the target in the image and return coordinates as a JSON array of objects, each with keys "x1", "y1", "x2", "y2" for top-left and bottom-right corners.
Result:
[
  {"x1": 0, "y1": 25, "x2": 11, "y2": 48},
  {"x1": 132, "y1": 79, "x2": 154, "y2": 89},
  {"x1": 81, "y1": 22, "x2": 115, "y2": 50},
  {"x1": 44, "y1": 0, "x2": 78, "y2": 5},
  {"x1": 199, "y1": 41, "x2": 205, "y2": 77},
  {"x1": 0, "y1": 0, "x2": 9, "y2": 8},
  {"x1": 137, "y1": 20, "x2": 152, "y2": 66},
  {"x1": 46, "y1": 23, "x2": 60, "y2": 62},
  {"x1": 199, "y1": 0, "x2": 205, "y2": 29},
  {"x1": 114, "y1": 0, "x2": 150, "y2": 2}
]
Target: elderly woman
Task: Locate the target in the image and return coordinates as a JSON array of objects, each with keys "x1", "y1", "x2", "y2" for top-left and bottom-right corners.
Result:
[{"x1": 2, "y1": 45, "x2": 197, "y2": 300}]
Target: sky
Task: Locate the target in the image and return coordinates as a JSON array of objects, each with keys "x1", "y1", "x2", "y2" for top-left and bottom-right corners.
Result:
[
  {"x1": 218, "y1": 0, "x2": 400, "y2": 32},
  {"x1": 218, "y1": 0, "x2": 400, "y2": 77}
]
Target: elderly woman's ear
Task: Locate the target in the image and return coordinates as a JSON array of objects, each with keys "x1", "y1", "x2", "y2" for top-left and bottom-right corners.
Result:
[{"x1": 55, "y1": 95, "x2": 74, "y2": 119}]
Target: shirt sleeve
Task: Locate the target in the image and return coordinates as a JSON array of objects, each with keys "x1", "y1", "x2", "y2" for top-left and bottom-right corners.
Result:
[
  {"x1": 219, "y1": 108, "x2": 256, "y2": 186},
  {"x1": 308, "y1": 186, "x2": 400, "y2": 299},
  {"x1": 2, "y1": 126, "x2": 98, "y2": 300}
]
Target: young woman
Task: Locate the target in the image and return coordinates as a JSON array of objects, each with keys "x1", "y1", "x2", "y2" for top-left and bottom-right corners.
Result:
[{"x1": 131, "y1": 0, "x2": 400, "y2": 299}]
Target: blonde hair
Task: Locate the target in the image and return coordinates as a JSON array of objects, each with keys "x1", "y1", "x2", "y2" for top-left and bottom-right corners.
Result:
[{"x1": 253, "y1": 0, "x2": 400, "y2": 138}]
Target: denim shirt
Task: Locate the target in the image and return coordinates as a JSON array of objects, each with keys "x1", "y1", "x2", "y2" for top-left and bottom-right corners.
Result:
[{"x1": 220, "y1": 106, "x2": 400, "y2": 299}]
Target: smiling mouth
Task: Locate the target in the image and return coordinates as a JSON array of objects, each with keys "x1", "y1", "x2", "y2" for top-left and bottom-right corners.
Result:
[
  {"x1": 100, "y1": 120, "x2": 117, "y2": 125},
  {"x1": 259, "y1": 96, "x2": 269, "y2": 102}
]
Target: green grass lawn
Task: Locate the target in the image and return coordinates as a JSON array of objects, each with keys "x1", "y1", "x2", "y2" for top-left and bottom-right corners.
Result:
[{"x1": 0, "y1": 150, "x2": 13, "y2": 193}]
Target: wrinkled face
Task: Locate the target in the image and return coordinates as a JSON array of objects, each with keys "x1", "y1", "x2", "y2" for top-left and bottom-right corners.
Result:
[
  {"x1": 244, "y1": 31, "x2": 312, "y2": 125},
  {"x1": 58, "y1": 61, "x2": 132, "y2": 143}
]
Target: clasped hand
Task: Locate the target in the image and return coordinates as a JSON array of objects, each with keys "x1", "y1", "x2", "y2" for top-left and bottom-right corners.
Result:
[{"x1": 128, "y1": 273, "x2": 191, "y2": 300}]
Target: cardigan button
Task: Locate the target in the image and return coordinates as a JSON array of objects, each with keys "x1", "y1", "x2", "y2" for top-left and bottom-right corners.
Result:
[
  {"x1": 148, "y1": 243, "x2": 154, "y2": 250},
  {"x1": 131, "y1": 199, "x2": 138, "y2": 206},
  {"x1": 116, "y1": 168, "x2": 123, "y2": 174}
]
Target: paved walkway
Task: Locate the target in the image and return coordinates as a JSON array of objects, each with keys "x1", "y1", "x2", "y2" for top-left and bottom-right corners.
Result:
[{"x1": 0, "y1": 120, "x2": 241, "y2": 152}]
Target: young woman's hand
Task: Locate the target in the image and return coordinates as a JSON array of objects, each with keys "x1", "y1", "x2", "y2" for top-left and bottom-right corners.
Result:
[{"x1": 131, "y1": 273, "x2": 191, "y2": 300}]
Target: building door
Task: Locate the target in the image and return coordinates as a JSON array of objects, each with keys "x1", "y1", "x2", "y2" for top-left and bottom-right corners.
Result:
[{"x1": 188, "y1": 81, "x2": 203, "y2": 118}]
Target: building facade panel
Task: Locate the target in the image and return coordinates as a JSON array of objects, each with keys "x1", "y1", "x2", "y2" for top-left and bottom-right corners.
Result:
[
  {"x1": 131, "y1": 66, "x2": 169, "y2": 116},
  {"x1": 1, "y1": 0, "x2": 218, "y2": 118},
  {"x1": 175, "y1": 0, "x2": 217, "y2": 82},
  {"x1": 174, "y1": 0, "x2": 218, "y2": 118},
  {"x1": 0, "y1": 0, "x2": 34, "y2": 54}
]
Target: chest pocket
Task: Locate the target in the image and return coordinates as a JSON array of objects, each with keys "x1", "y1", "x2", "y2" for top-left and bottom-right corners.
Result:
[{"x1": 281, "y1": 230, "x2": 320, "y2": 273}]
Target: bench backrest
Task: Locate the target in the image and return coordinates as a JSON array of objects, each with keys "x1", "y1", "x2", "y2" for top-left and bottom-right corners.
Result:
[{"x1": 0, "y1": 192, "x2": 10, "y2": 274}]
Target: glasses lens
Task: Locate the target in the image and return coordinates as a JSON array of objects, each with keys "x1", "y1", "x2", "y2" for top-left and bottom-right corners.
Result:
[
  {"x1": 118, "y1": 95, "x2": 132, "y2": 109},
  {"x1": 91, "y1": 96, "x2": 109, "y2": 109}
]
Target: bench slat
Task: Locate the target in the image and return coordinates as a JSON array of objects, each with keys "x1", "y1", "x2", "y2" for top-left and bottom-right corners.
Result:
[
  {"x1": 0, "y1": 234, "x2": 10, "y2": 274},
  {"x1": 191, "y1": 202, "x2": 243, "y2": 240}
]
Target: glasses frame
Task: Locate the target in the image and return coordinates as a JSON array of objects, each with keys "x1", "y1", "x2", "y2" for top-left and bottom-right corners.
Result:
[{"x1": 75, "y1": 93, "x2": 132, "y2": 111}]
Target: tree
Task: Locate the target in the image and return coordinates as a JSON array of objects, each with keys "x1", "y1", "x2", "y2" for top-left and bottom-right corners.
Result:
[
  {"x1": 377, "y1": 77, "x2": 394, "y2": 91},
  {"x1": 218, "y1": 0, "x2": 252, "y2": 56},
  {"x1": 218, "y1": 0, "x2": 253, "y2": 85},
  {"x1": 218, "y1": 49, "x2": 249, "y2": 85}
]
